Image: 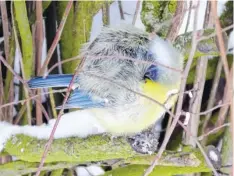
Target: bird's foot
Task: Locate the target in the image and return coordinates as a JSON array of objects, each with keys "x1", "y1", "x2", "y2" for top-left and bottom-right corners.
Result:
[{"x1": 127, "y1": 131, "x2": 159, "y2": 154}]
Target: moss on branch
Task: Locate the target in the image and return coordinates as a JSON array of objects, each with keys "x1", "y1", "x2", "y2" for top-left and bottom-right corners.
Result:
[{"x1": 0, "y1": 134, "x2": 212, "y2": 175}]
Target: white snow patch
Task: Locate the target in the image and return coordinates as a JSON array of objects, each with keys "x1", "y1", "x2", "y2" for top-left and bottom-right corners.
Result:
[
  {"x1": 0, "y1": 110, "x2": 106, "y2": 151},
  {"x1": 75, "y1": 165, "x2": 105, "y2": 176}
]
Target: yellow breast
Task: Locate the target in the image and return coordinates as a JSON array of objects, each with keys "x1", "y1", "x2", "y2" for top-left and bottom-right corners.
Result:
[{"x1": 90, "y1": 79, "x2": 180, "y2": 135}]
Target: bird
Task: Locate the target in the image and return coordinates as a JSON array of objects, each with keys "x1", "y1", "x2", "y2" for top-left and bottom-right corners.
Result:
[{"x1": 27, "y1": 25, "x2": 183, "y2": 138}]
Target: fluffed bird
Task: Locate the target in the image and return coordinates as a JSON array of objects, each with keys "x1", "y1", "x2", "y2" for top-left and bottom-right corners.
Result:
[{"x1": 28, "y1": 25, "x2": 183, "y2": 137}]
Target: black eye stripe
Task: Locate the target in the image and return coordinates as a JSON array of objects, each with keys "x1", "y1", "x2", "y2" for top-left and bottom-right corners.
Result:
[{"x1": 145, "y1": 65, "x2": 158, "y2": 81}]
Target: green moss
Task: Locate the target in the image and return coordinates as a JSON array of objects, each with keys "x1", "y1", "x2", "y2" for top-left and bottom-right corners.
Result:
[
  {"x1": 4, "y1": 35, "x2": 15, "y2": 102},
  {"x1": 57, "y1": 1, "x2": 105, "y2": 73},
  {"x1": 141, "y1": 1, "x2": 177, "y2": 35},
  {"x1": 5, "y1": 134, "x2": 136, "y2": 163},
  {"x1": 105, "y1": 164, "x2": 210, "y2": 176},
  {"x1": 0, "y1": 161, "x2": 77, "y2": 176},
  {"x1": 2, "y1": 134, "x2": 212, "y2": 175},
  {"x1": 56, "y1": 1, "x2": 74, "y2": 73},
  {"x1": 14, "y1": 1, "x2": 33, "y2": 79}
]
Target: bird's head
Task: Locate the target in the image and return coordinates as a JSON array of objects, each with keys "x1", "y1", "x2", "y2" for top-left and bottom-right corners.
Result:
[{"x1": 144, "y1": 36, "x2": 183, "y2": 85}]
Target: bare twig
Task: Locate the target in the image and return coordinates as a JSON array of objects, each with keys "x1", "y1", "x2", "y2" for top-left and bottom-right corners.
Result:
[
  {"x1": 167, "y1": 1, "x2": 186, "y2": 42},
  {"x1": 102, "y1": 1, "x2": 110, "y2": 26},
  {"x1": 201, "y1": 59, "x2": 223, "y2": 135},
  {"x1": 190, "y1": 102, "x2": 231, "y2": 116},
  {"x1": 39, "y1": 1, "x2": 73, "y2": 75},
  {"x1": 0, "y1": 1, "x2": 10, "y2": 121},
  {"x1": 216, "y1": 68, "x2": 232, "y2": 127},
  {"x1": 211, "y1": 1, "x2": 230, "y2": 80},
  {"x1": 0, "y1": 1, "x2": 10, "y2": 62},
  {"x1": 143, "y1": 3, "x2": 201, "y2": 176},
  {"x1": 47, "y1": 54, "x2": 183, "y2": 76},
  {"x1": 85, "y1": 72, "x2": 173, "y2": 116},
  {"x1": 198, "y1": 123, "x2": 230, "y2": 141},
  {"x1": 231, "y1": 69, "x2": 234, "y2": 176},
  {"x1": 0, "y1": 89, "x2": 67, "y2": 109},
  {"x1": 35, "y1": 2, "x2": 74, "y2": 175},
  {"x1": 35, "y1": 59, "x2": 84, "y2": 176},
  {"x1": 176, "y1": 119, "x2": 220, "y2": 176},
  {"x1": 198, "y1": 24, "x2": 234, "y2": 42},
  {"x1": 185, "y1": 55, "x2": 208, "y2": 147},
  {"x1": 35, "y1": 0, "x2": 44, "y2": 125},
  {"x1": 203, "y1": 1, "x2": 213, "y2": 28},
  {"x1": 1, "y1": 1, "x2": 13, "y2": 122},
  {"x1": 185, "y1": 0, "x2": 211, "y2": 147},
  {"x1": 0, "y1": 62, "x2": 4, "y2": 120},
  {"x1": 118, "y1": 0, "x2": 125, "y2": 20},
  {"x1": 0, "y1": 55, "x2": 51, "y2": 122},
  {"x1": 211, "y1": 1, "x2": 231, "y2": 130},
  {"x1": 132, "y1": 0, "x2": 141, "y2": 26}
]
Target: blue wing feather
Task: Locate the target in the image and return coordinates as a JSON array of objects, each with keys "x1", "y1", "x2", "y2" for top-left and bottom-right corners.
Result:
[
  {"x1": 28, "y1": 74, "x2": 105, "y2": 109},
  {"x1": 57, "y1": 89, "x2": 105, "y2": 109},
  {"x1": 28, "y1": 74, "x2": 74, "y2": 88}
]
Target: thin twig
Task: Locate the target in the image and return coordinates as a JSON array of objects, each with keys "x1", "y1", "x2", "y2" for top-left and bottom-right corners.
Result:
[
  {"x1": 0, "y1": 1, "x2": 10, "y2": 62},
  {"x1": 35, "y1": 59, "x2": 85, "y2": 176},
  {"x1": 47, "y1": 54, "x2": 183, "y2": 76},
  {"x1": 35, "y1": 2, "x2": 74, "y2": 175},
  {"x1": 185, "y1": 55, "x2": 208, "y2": 147},
  {"x1": 0, "y1": 55, "x2": 51, "y2": 122},
  {"x1": 85, "y1": 72, "x2": 173, "y2": 116},
  {"x1": 1, "y1": 1, "x2": 12, "y2": 122},
  {"x1": 0, "y1": 61, "x2": 4, "y2": 120},
  {"x1": 35, "y1": 0, "x2": 44, "y2": 125},
  {"x1": 211, "y1": 1, "x2": 231, "y2": 130},
  {"x1": 201, "y1": 59, "x2": 223, "y2": 135},
  {"x1": 0, "y1": 89, "x2": 67, "y2": 109},
  {"x1": 185, "y1": 0, "x2": 211, "y2": 147},
  {"x1": 143, "y1": 3, "x2": 210, "y2": 176},
  {"x1": 132, "y1": 0, "x2": 141, "y2": 26},
  {"x1": 167, "y1": 1, "x2": 186, "y2": 42},
  {"x1": 189, "y1": 102, "x2": 231, "y2": 116},
  {"x1": 39, "y1": 0, "x2": 73, "y2": 75},
  {"x1": 198, "y1": 24, "x2": 234, "y2": 42},
  {"x1": 102, "y1": 1, "x2": 110, "y2": 26},
  {"x1": 230, "y1": 68, "x2": 234, "y2": 176},
  {"x1": 216, "y1": 69, "x2": 232, "y2": 127},
  {"x1": 118, "y1": 0, "x2": 125, "y2": 20},
  {"x1": 211, "y1": 1, "x2": 230, "y2": 80},
  {"x1": 198, "y1": 123, "x2": 230, "y2": 141},
  {"x1": 152, "y1": 4, "x2": 198, "y2": 35}
]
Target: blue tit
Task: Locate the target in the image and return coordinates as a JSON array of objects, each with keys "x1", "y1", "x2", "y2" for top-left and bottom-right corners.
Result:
[{"x1": 28, "y1": 25, "x2": 183, "y2": 137}]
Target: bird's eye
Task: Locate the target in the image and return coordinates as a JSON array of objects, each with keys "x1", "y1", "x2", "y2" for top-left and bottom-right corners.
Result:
[{"x1": 144, "y1": 65, "x2": 158, "y2": 81}]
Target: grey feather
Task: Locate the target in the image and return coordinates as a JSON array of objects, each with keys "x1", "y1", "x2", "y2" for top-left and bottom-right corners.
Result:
[{"x1": 72, "y1": 25, "x2": 183, "y2": 107}]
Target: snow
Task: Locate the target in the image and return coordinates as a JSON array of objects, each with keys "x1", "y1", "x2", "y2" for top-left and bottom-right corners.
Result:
[
  {"x1": 75, "y1": 165, "x2": 105, "y2": 176},
  {"x1": 0, "y1": 110, "x2": 106, "y2": 151}
]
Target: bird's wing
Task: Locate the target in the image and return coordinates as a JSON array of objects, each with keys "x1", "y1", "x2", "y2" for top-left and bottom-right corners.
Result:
[
  {"x1": 28, "y1": 74, "x2": 106, "y2": 109},
  {"x1": 57, "y1": 89, "x2": 106, "y2": 109},
  {"x1": 28, "y1": 74, "x2": 74, "y2": 88}
]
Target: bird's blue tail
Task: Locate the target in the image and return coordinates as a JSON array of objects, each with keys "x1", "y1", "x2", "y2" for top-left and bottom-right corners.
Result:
[{"x1": 28, "y1": 74, "x2": 74, "y2": 88}]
